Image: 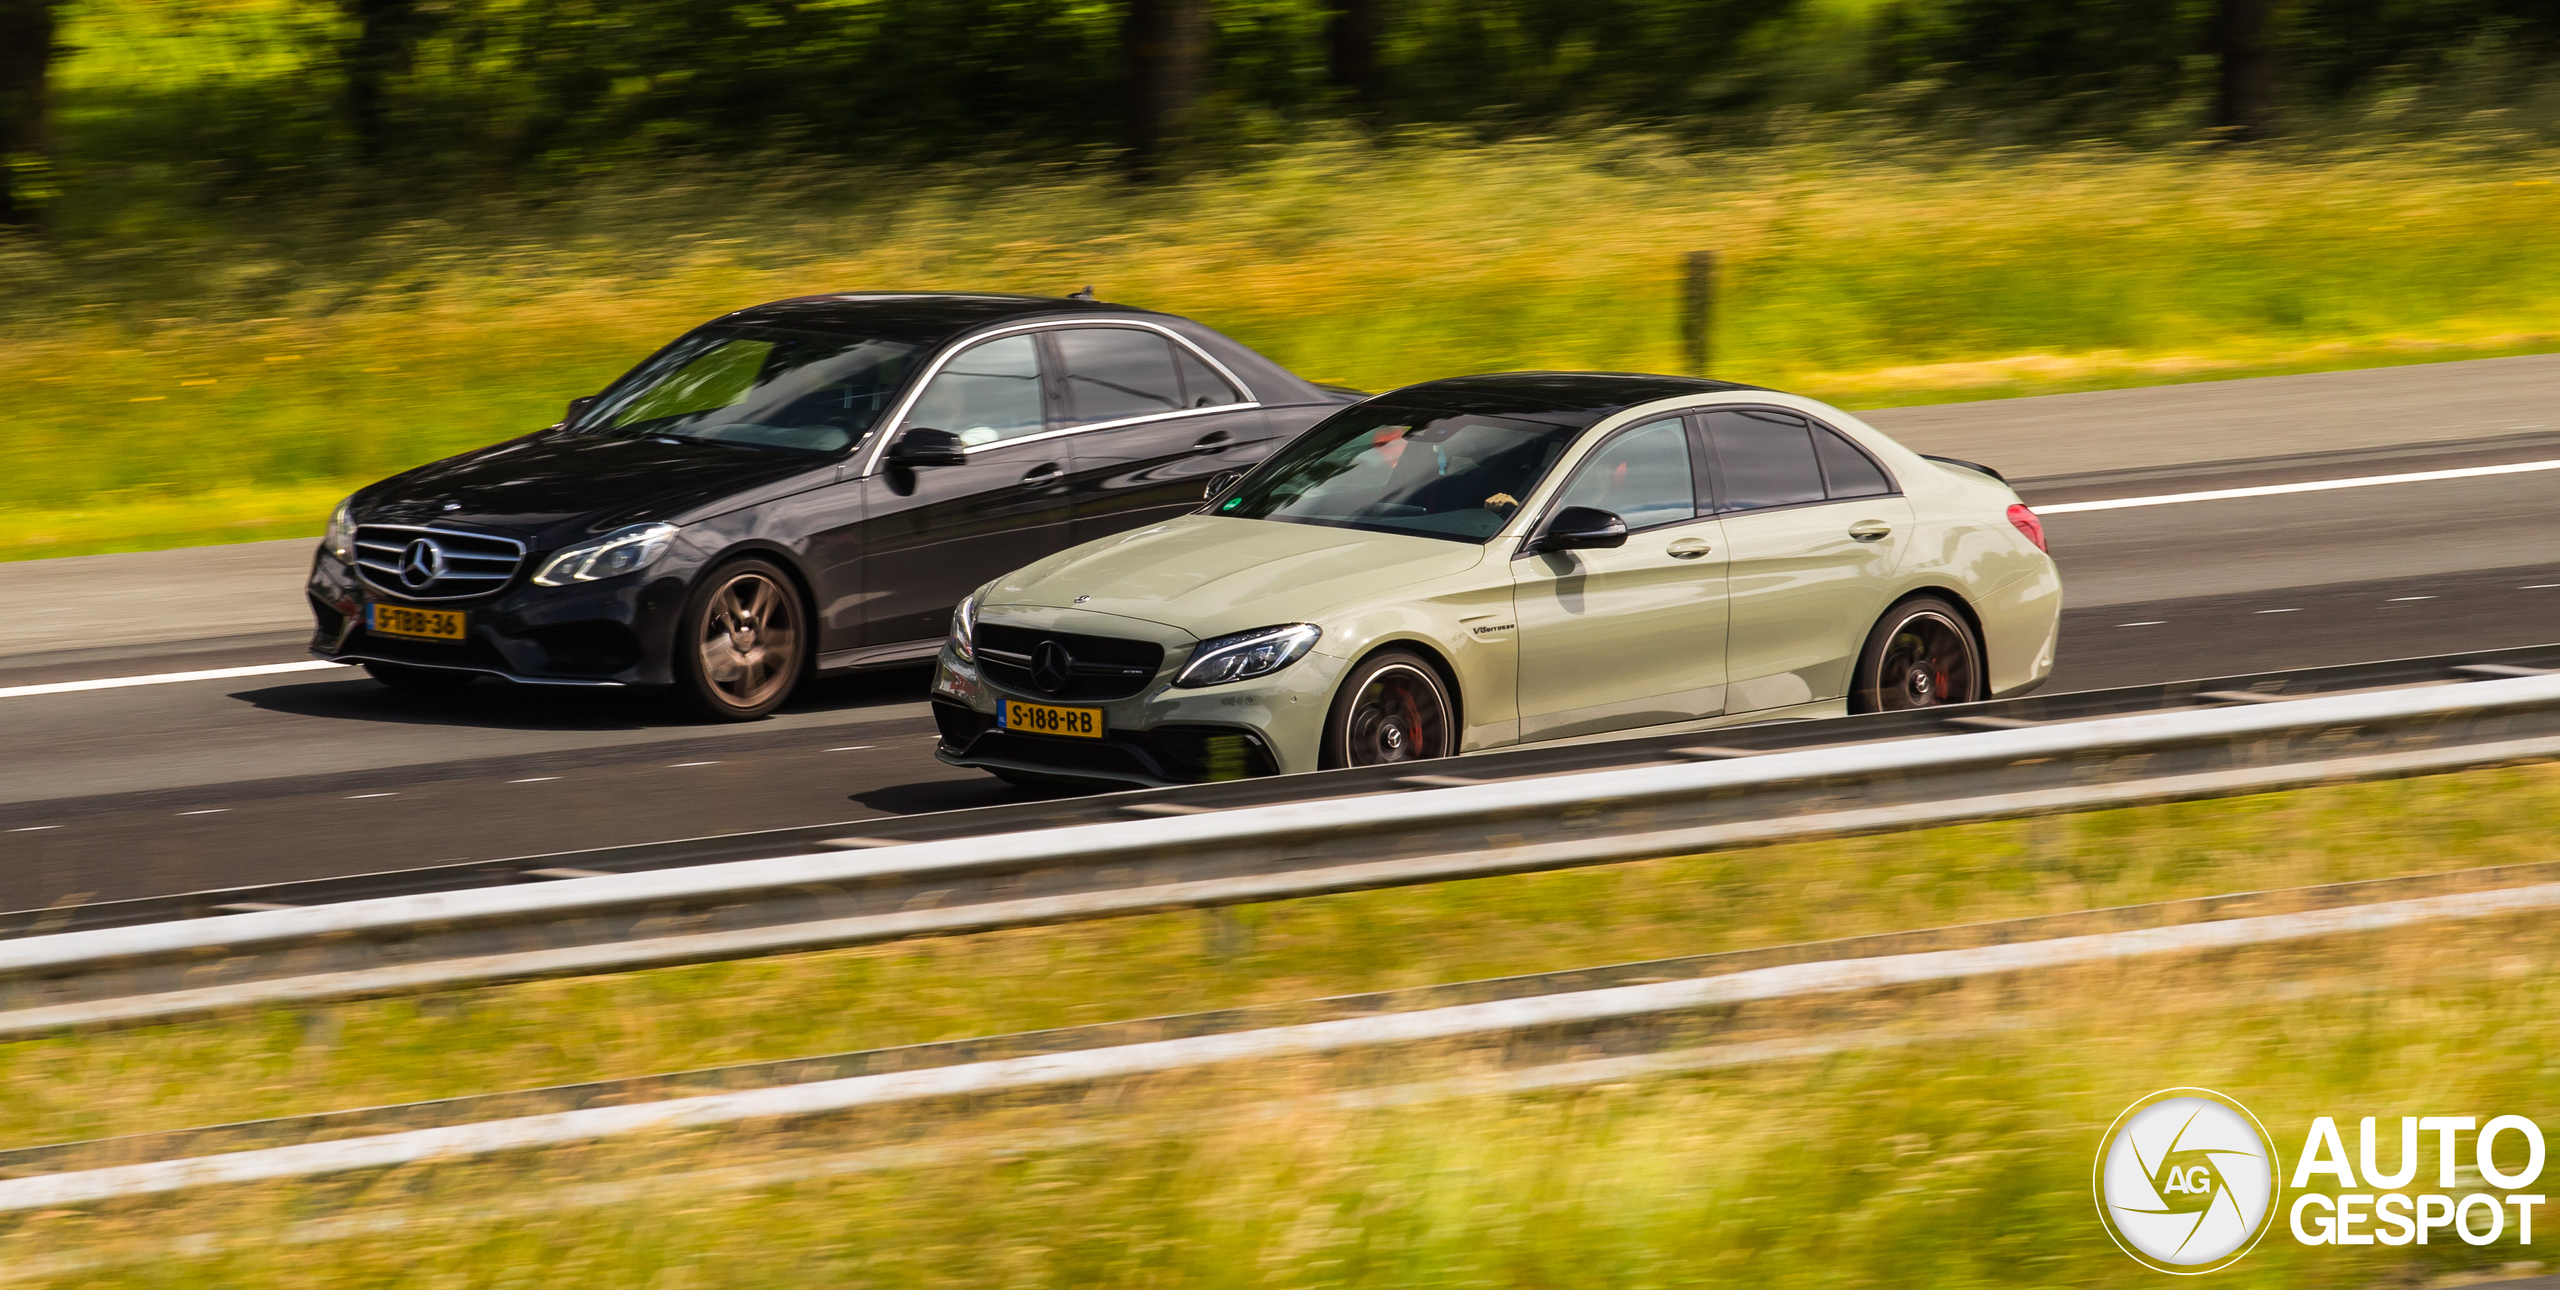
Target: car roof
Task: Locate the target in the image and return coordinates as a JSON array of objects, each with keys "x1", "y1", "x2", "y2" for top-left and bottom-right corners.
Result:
[
  {"x1": 715, "y1": 292, "x2": 1151, "y2": 345},
  {"x1": 1373, "y1": 371, "x2": 1767, "y2": 427}
]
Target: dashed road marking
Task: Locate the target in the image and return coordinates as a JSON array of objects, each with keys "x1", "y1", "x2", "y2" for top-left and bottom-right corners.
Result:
[
  {"x1": 669, "y1": 761, "x2": 720, "y2": 767},
  {"x1": 346, "y1": 793, "x2": 398, "y2": 800},
  {"x1": 510, "y1": 777, "x2": 561, "y2": 783},
  {"x1": 0, "y1": 661, "x2": 347, "y2": 701},
  {"x1": 177, "y1": 809, "x2": 230, "y2": 816},
  {"x1": 2255, "y1": 608, "x2": 2301, "y2": 614},
  {"x1": 2388, "y1": 596, "x2": 2436, "y2": 602},
  {"x1": 2039, "y1": 456, "x2": 2560, "y2": 515},
  {"x1": 7, "y1": 826, "x2": 60, "y2": 833},
  {"x1": 826, "y1": 746, "x2": 875, "y2": 752},
  {"x1": 2117, "y1": 621, "x2": 2165, "y2": 627}
]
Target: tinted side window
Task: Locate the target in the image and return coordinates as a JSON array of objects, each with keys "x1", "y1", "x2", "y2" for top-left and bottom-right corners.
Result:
[
  {"x1": 1174, "y1": 346, "x2": 1243, "y2": 408},
  {"x1": 1551, "y1": 417, "x2": 1696, "y2": 530},
  {"x1": 1813, "y1": 425, "x2": 1893, "y2": 498},
  {"x1": 1056, "y1": 328, "x2": 1184, "y2": 426},
  {"x1": 908, "y1": 334, "x2": 1044, "y2": 447},
  {"x1": 1705, "y1": 409, "x2": 1825, "y2": 511}
]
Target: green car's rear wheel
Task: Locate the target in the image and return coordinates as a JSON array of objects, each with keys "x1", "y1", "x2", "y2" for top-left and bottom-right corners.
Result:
[
  {"x1": 1852, "y1": 597, "x2": 1982, "y2": 713},
  {"x1": 1323, "y1": 649, "x2": 1455, "y2": 768}
]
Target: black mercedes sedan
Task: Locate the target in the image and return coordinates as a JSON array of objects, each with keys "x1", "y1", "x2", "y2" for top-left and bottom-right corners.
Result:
[{"x1": 306, "y1": 292, "x2": 1357, "y2": 718}]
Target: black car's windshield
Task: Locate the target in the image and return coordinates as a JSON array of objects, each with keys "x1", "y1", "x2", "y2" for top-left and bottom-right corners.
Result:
[
  {"x1": 1214, "y1": 404, "x2": 1581, "y2": 542},
  {"x1": 580, "y1": 327, "x2": 927, "y2": 454}
]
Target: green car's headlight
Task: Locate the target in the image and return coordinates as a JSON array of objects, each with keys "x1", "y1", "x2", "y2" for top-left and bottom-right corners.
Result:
[
  {"x1": 532, "y1": 522, "x2": 680, "y2": 586},
  {"x1": 948, "y1": 590, "x2": 979, "y2": 663},
  {"x1": 323, "y1": 499, "x2": 358, "y2": 565},
  {"x1": 1174, "y1": 623, "x2": 1322, "y2": 688}
]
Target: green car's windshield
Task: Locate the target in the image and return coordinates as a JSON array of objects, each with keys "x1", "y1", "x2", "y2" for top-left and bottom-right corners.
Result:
[
  {"x1": 1214, "y1": 404, "x2": 1582, "y2": 542},
  {"x1": 580, "y1": 327, "x2": 928, "y2": 455}
]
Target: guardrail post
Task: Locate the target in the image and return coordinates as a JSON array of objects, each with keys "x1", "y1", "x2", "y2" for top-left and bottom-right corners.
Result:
[{"x1": 1682, "y1": 250, "x2": 1717, "y2": 376}]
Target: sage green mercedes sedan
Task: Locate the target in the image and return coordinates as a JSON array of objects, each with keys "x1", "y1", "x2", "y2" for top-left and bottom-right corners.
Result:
[{"x1": 929, "y1": 372, "x2": 2060, "y2": 788}]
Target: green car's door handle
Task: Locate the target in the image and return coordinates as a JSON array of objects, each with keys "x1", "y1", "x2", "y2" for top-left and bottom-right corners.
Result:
[
  {"x1": 1848, "y1": 520, "x2": 1893, "y2": 542},
  {"x1": 1666, "y1": 538, "x2": 1714, "y2": 559}
]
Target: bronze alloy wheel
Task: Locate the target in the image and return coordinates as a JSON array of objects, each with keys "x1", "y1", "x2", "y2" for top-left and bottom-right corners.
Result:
[
  {"x1": 1324, "y1": 650, "x2": 1455, "y2": 768},
  {"x1": 677, "y1": 559, "x2": 806, "y2": 720},
  {"x1": 1853, "y1": 597, "x2": 1982, "y2": 713}
]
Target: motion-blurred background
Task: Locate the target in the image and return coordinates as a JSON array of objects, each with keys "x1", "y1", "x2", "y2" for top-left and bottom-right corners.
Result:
[{"x1": 3, "y1": 0, "x2": 2559, "y2": 559}]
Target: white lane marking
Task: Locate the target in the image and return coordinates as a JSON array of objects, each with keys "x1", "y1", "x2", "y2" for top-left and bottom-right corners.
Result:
[
  {"x1": 346, "y1": 793, "x2": 397, "y2": 800},
  {"x1": 2388, "y1": 596, "x2": 2435, "y2": 602},
  {"x1": 2528, "y1": 584, "x2": 2560, "y2": 590},
  {"x1": 510, "y1": 777, "x2": 560, "y2": 784},
  {"x1": 826, "y1": 745, "x2": 875, "y2": 752},
  {"x1": 2117, "y1": 621, "x2": 2165, "y2": 627},
  {"x1": 8, "y1": 825, "x2": 60, "y2": 833},
  {"x1": 177, "y1": 809, "x2": 229, "y2": 816},
  {"x1": 2038, "y1": 456, "x2": 2560, "y2": 514},
  {"x1": 668, "y1": 761, "x2": 719, "y2": 768},
  {"x1": 0, "y1": 660, "x2": 347, "y2": 701},
  {"x1": 2255, "y1": 608, "x2": 2301, "y2": 614}
]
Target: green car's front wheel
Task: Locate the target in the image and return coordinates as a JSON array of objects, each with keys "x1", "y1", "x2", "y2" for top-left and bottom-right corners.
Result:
[{"x1": 1323, "y1": 649, "x2": 1455, "y2": 769}]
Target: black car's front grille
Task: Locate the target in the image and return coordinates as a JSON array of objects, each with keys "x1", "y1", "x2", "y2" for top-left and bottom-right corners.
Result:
[
  {"x1": 354, "y1": 525, "x2": 527, "y2": 602},
  {"x1": 975, "y1": 624, "x2": 1165, "y2": 701}
]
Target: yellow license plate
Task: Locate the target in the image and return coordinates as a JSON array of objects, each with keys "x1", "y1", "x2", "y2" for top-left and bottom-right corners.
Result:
[
  {"x1": 999, "y1": 699, "x2": 1105, "y2": 739},
  {"x1": 369, "y1": 603, "x2": 466, "y2": 641}
]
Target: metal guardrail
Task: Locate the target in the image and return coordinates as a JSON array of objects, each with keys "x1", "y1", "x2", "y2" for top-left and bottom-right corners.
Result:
[
  {"x1": 4, "y1": 873, "x2": 2557, "y2": 1212},
  {"x1": 10, "y1": 640, "x2": 2560, "y2": 941},
  {"x1": 6, "y1": 667, "x2": 2560, "y2": 1036}
]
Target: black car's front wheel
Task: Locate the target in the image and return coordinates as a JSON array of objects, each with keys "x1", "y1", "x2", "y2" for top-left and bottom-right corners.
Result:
[
  {"x1": 1322, "y1": 648, "x2": 1456, "y2": 769},
  {"x1": 674, "y1": 558, "x2": 808, "y2": 721}
]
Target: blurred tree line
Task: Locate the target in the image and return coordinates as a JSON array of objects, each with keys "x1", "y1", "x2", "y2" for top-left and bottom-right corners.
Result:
[{"x1": 2, "y1": 0, "x2": 2557, "y2": 227}]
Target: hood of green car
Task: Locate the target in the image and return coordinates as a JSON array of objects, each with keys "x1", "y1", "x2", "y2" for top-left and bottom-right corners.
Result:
[{"x1": 985, "y1": 515, "x2": 1489, "y2": 642}]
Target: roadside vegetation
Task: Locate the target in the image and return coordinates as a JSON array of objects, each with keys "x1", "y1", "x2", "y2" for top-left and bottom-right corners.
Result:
[
  {"x1": 11, "y1": 0, "x2": 2560, "y2": 559},
  {"x1": 3, "y1": 765, "x2": 2559, "y2": 1282},
  {"x1": 12, "y1": 133, "x2": 2560, "y2": 560}
]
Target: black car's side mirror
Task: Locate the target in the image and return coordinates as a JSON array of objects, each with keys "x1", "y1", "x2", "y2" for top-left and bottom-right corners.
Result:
[
  {"x1": 562, "y1": 394, "x2": 599, "y2": 425},
  {"x1": 1531, "y1": 506, "x2": 1628, "y2": 553},
  {"x1": 887, "y1": 427, "x2": 969, "y2": 468},
  {"x1": 1203, "y1": 468, "x2": 1247, "y2": 501}
]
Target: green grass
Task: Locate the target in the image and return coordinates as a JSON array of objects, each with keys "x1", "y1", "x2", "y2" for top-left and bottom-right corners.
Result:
[
  {"x1": 6, "y1": 770, "x2": 2560, "y2": 1284},
  {"x1": 11, "y1": 131, "x2": 2560, "y2": 560}
]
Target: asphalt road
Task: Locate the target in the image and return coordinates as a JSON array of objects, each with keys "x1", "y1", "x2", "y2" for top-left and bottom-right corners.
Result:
[{"x1": 1, "y1": 355, "x2": 2553, "y2": 913}]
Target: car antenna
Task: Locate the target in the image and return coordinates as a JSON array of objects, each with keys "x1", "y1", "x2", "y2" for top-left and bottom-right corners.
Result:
[{"x1": 1068, "y1": 284, "x2": 1097, "y2": 301}]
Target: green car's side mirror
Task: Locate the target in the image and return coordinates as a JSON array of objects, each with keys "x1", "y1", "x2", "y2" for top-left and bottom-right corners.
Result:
[
  {"x1": 887, "y1": 427, "x2": 969, "y2": 468},
  {"x1": 1532, "y1": 506, "x2": 1628, "y2": 553}
]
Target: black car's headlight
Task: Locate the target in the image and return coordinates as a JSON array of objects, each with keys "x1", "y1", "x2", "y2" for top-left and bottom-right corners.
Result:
[
  {"x1": 1174, "y1": 623, "x2": 1322, "y2": 688},
  {"x1": 323, "y1": 499, "x2": 357, "y2": 565},
  {"x1": 532, "y1": 522, "x2": 680, "y2": 586},
  {"x1": 948, "y1": 590, "x2": 979, "y2": 663}
]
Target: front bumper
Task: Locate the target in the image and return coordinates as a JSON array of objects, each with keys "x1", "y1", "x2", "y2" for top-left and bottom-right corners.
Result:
[
  {"x1": 930, "y1": 634, "x2": 1346, "y2": 788},
  {"x1": 304, "y1": 548, "x2": 690, "y2": 686}
]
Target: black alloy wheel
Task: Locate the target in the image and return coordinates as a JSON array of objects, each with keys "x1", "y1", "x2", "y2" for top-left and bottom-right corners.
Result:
[
  {"x1": 675, "y1": 558, "x2": 808, "y2": 721},
  {"x1": 1322, "y1": 649, "x2": 1456, "y2": 768},
  {"x1": 1851, "y1": 596, "x2": 1983, "y2": 713},
  {"x1": 362, "y1": 660, "x2": 478, "y2": 693}
]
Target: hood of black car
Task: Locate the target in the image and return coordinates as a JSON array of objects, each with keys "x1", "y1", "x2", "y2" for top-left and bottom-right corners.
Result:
[{"x1": 352, "y1": 430, "x2": 830, "y2": 542}]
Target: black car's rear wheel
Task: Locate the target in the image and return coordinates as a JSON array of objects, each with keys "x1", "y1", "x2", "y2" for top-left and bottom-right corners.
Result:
[
  {"x1": 1322, "y1": 649, "x2": 1456, "y2": 769},
  {"x1": 675, "y1": 558, "x2": 807, "y2": 721},
  {"x1": 1850, "y1": 597, "x2": 1983, "y2": 713},
  {"x1": 362, "y1": 661, "x2": 478, "y2": 693}
]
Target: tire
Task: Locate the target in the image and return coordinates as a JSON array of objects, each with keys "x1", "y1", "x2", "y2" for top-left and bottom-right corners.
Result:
[
  {"x1": 1850, "y1": 596, "x2": 1984, "y2": 713},
  {"x1": 1321, "y1": 648, "x2": 1457, "y2": 769},
  {"x1": 673, "y1": 557, "x2": 809, "y2": 721},
  {"x1": 362, "y1": 661, "x2": 479, "y2": 693}
]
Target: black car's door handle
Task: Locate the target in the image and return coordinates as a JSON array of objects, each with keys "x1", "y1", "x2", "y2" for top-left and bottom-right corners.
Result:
[
  {"x1": 1191, "y1": 431, "x2": 1233, "y2": 454},
  {"x1": 1020, "y1": 462, "x2": 1062, "y2": 487}
]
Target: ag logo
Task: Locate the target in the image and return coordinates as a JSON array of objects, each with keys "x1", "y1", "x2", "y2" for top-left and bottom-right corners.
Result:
[{"x1": 2095, "y1": 1089, "x2": 2280, "y2": 1273}]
